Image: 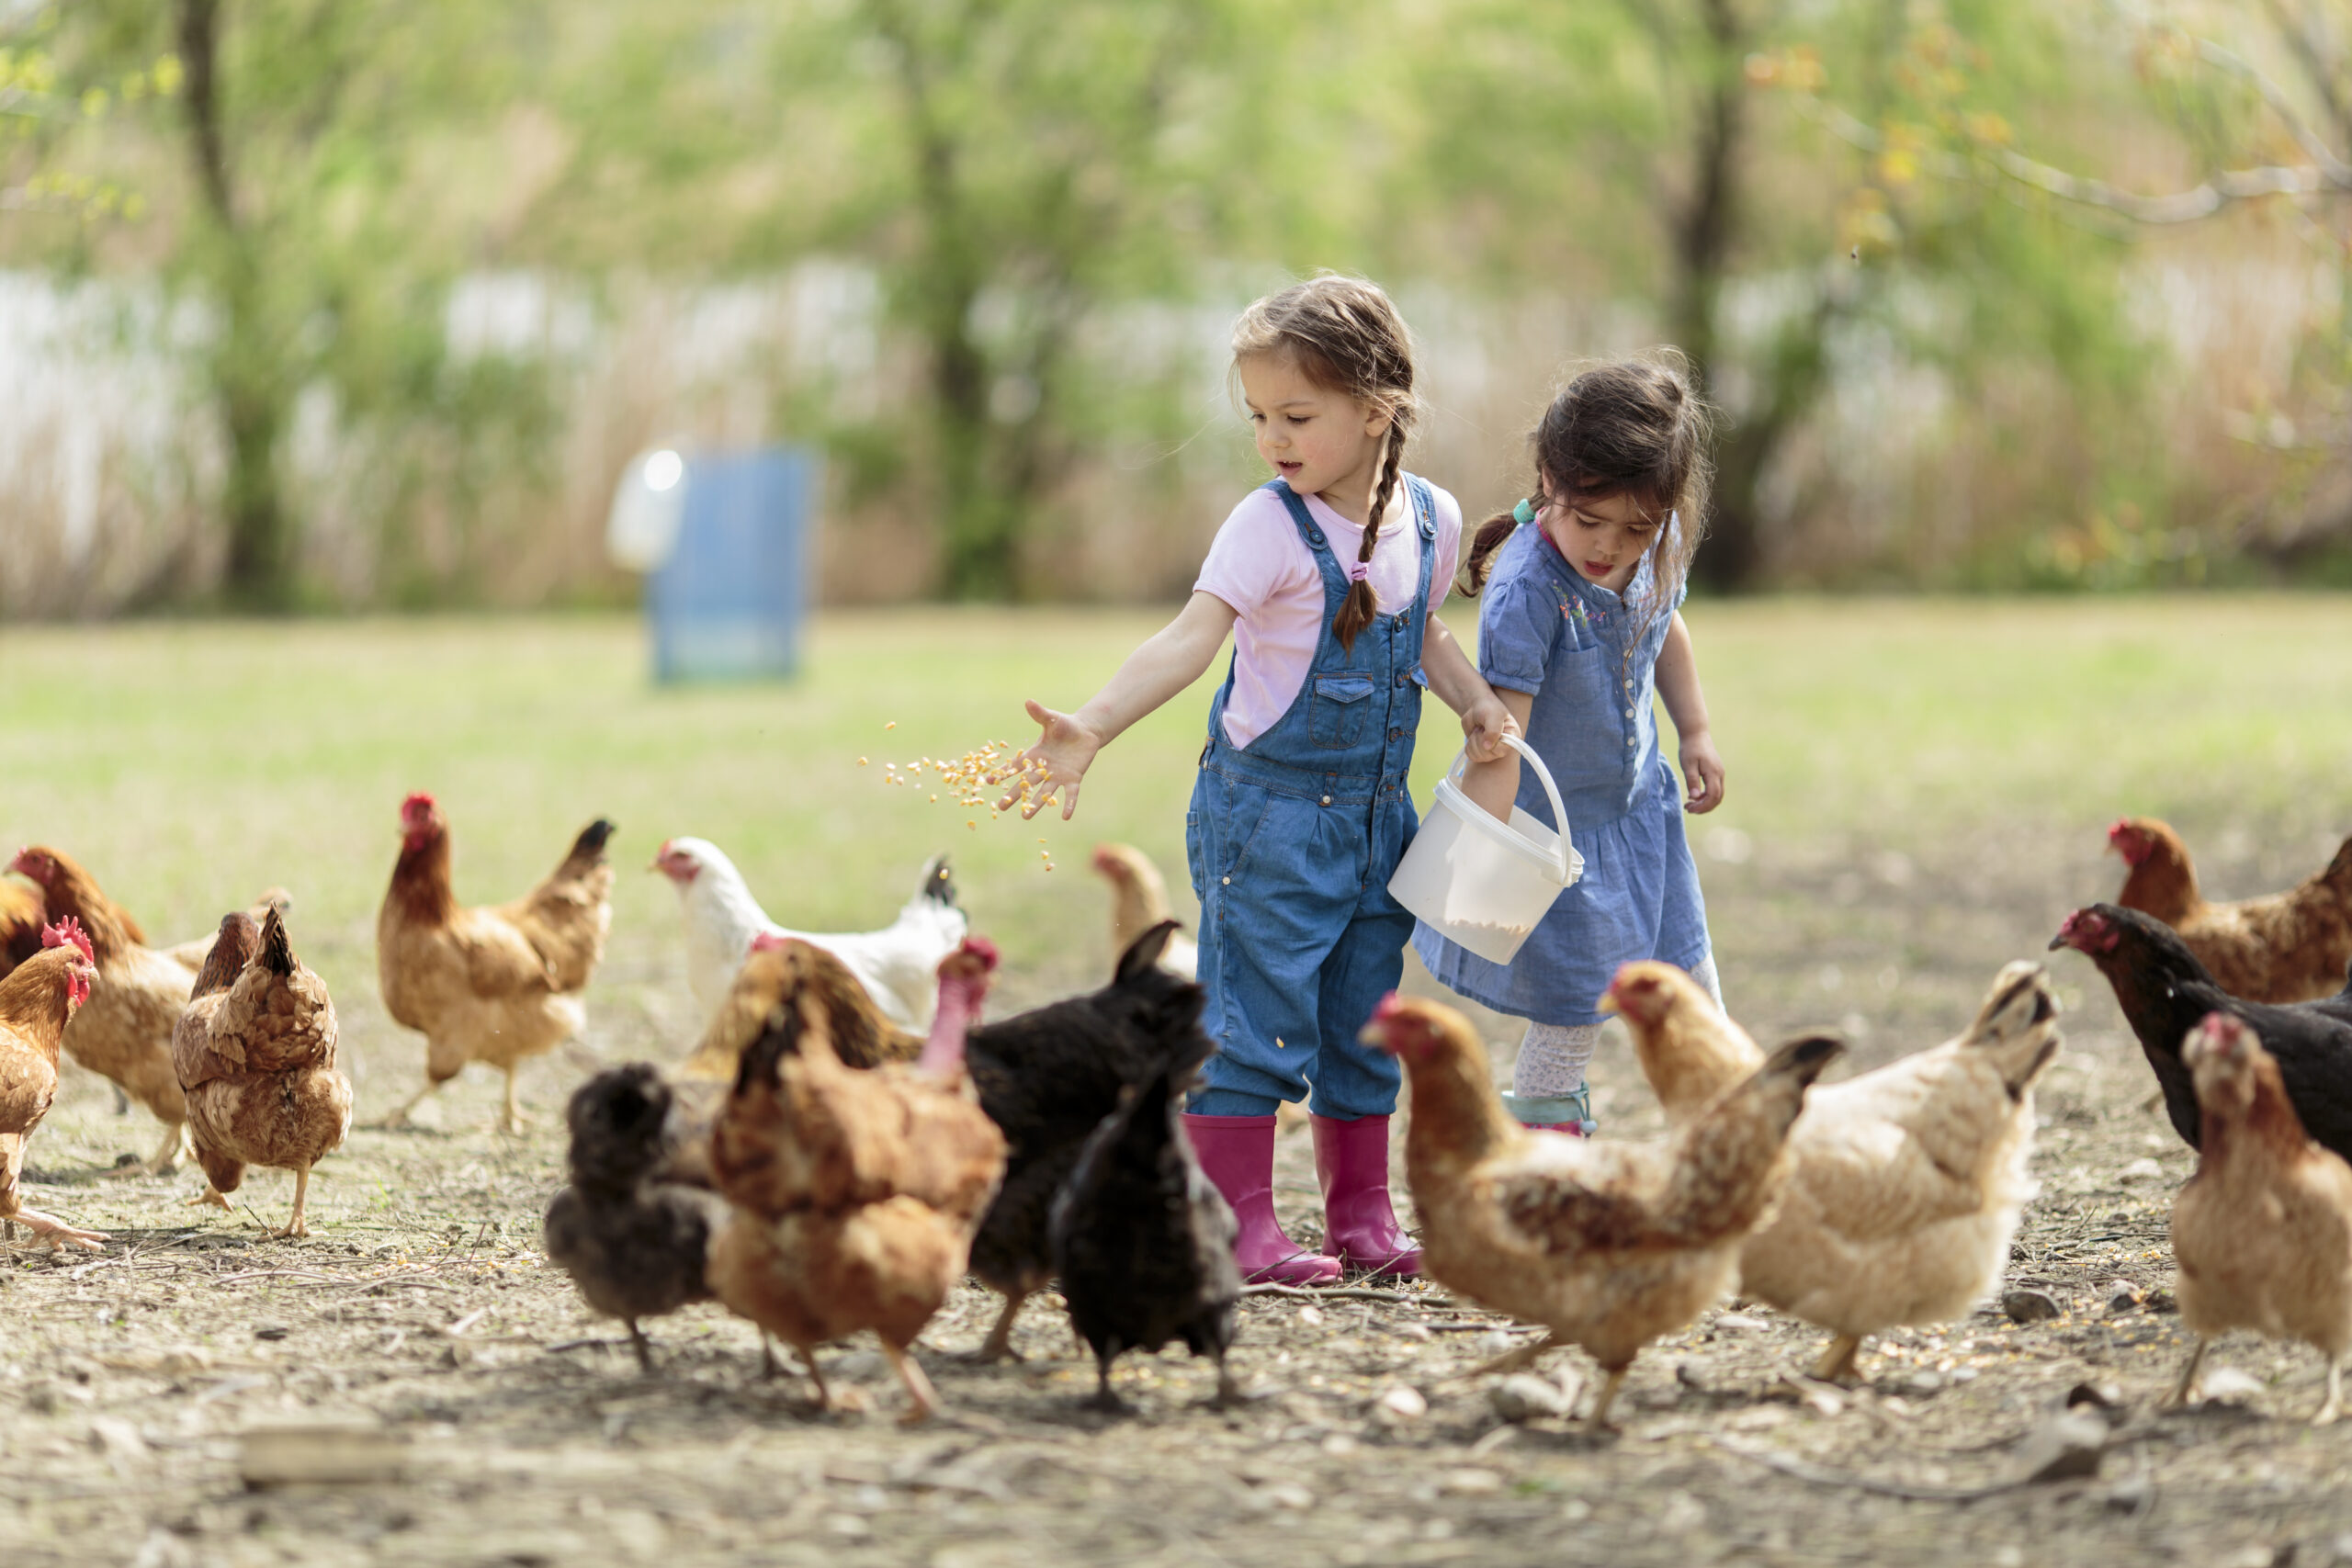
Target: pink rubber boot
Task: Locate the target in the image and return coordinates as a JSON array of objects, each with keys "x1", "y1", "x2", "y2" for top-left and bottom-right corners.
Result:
[
  {"x1": 1183, "y1": 1113, "x2": 1342, "y2": 1287},
  {"x1": 1311, "y1": 1113, "x2": 1421, "y2": 1280}
]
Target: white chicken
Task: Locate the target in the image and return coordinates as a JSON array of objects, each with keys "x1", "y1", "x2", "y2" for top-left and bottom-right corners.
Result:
[
  {"x1": 1611, "y1": 958, "x2": 2063, "y2": 1382},
  {"x1": 652, "y1": 838, "x2": 966, "y2": 1033}
]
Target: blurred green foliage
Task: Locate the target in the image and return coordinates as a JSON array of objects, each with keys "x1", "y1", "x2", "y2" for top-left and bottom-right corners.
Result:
[{"x1": 3, "y1": 1, "x2": 2346, "y2": 608}]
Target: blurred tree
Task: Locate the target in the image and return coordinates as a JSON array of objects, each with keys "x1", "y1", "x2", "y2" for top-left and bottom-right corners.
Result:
[
  {"x1": 767, "y1": 0, "x2": 1253, "y2": 599},
  {"x1": 1398, "y1": 0, "x2": 2153, "y2": 591},
  {"x1": 8, "y1": 0, "x2": 557, "y2": 610}
]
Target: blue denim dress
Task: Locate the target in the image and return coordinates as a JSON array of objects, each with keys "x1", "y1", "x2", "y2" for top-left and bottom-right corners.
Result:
[
  {"x1": 1414, "y1": 519, "x2": 1712, "y2": 1027},
  {"x1": 1185, "y1": 476, "x2": 1438, "y2": 1121}
]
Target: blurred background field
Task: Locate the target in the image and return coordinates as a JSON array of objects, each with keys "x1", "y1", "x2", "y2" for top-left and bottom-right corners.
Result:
[
  {"x1": 12, "y1": 2, "x2": 2352, "y2": 617},
  {"x1": 4, "y1": 595, "x2": 2346, "y2": 1119}
]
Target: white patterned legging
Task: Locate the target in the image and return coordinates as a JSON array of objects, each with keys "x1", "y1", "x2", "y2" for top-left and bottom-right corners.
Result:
[{"x1": 1511, "y1": 954, "x2": 1724, "y2": 1100}]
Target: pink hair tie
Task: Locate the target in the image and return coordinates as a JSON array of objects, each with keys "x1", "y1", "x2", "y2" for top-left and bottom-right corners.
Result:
[{"x1": 1348, "y1": 563, "x2": 1370, "y2": 583}]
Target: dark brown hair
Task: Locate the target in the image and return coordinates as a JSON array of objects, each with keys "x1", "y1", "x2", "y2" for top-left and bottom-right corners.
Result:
[
  {"x1": 1231, "y1": 276, "x2": 1418, "y2": 652},
  {"x1": 1461, "y1": 351, "x2": 1714, "y2": 639}
]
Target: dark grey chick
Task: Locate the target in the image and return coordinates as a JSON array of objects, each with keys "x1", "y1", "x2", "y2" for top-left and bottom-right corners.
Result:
[
  {"x1": 1048, "y1": 1027, "x2": 1241, "y2": 1411},
  {"x1": 545, "y1": 1063, "x2": 726, "y2": 1371}
]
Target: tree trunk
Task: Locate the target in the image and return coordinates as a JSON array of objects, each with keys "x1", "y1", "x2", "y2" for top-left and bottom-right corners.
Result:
[
  {"x1": 178, "y1": 0, "x2": 295, "y2": 611},
  {"x1": 1673, "y1": 0, "x2": 1762, "y2": 593}
]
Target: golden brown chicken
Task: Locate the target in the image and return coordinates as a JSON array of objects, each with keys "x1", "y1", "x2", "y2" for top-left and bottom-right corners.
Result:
[
  {"x1": 657, "y1": 930, "x2": 933, "y2": 1190},
  {"x1": 707, "y1": 939, "x2": 1006, "y2": 1421},
  {"x1": 2110, "y1": 817, "x2": 2352, "y2": 1004},
  {"x1": 1363, "y1": 992, "x2": 1838, "y2": 1425},
  {"x1": 2168, "y1": 1011, "x2": 2352, "y2": 1423},
  {"x1": 175, "y1": 908, "x2": 353, "y2": 1237},
  {"x1": 1613, "y1": 959, "x2": 2062, "y2": 1382},
  {"x1": 1090, "y1": 844, "x2": 1197, "y2": 979},
  {"x1": 0, "y1": 919, "x2": 106, "y2": 1250},
  {"x1": 377, "y1": 795, "x2": 615, "y2": 1133},
  {"x1": 11, "y1": 847, "x2": 197, "y2": 1171},
  {"x1": 0, "y1": 877, "x2": 52, "y2": 976}
]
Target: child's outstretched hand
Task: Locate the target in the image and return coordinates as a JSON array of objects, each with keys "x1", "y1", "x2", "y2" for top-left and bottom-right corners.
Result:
[
  {"x1": 998, "y1": 699, "x2": 1105, "y2": 820},
  {"x1": 1679, "y1": 728, "x2": 1726, "y2": 813},
  {"x1": 1460, "y1": 693, "x2": 1520, "y2": 764}
]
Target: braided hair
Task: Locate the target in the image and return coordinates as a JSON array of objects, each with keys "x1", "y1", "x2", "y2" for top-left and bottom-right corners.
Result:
[
  {"x1": 1231, "y1": 276, "x2": 1419, "y2": 653},
  {"x1": 1460, "y1": 350, "x2": 1715, "y2": 646}
]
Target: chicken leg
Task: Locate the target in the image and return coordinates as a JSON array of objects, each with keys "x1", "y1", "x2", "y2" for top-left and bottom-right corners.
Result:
[
  {"x1": 1588, "y1": 1364, "x2": 1631, "y2": 1428},
  {"x1": 5, "y1": 1205, "x2": 107, "y2": 1252},
  {"x1": 277, "y1": 1164, "x2": 314, "y2": 1239},
  {"x1": 2165, "y1": 1337, "x2": 2211, "y2": 1409},
  {"x1": 1813, "y1": 1333, "x2": 1864, "y2": 1383},
  {"x1": 976, "y1": 1291, "x2": 1026, "y2": 1361},
  {"x1": 107, "y1": 1120, "x2": 188, "y2": 1178},
  {"x1": 376, "y1": 1078, "x2": 440, "y2": 1130},
  {"x1": 2318, "y1": 1357, "x2": 2345, "y2": 1427},
  {"x1": 881, "y1": 1340, "x2": 941, "y2": 1425},
  {"x1": 500, "y1": 1068, "x2": 529, "y2": 1135},
  {"x1": 1475, "y1": 1332, "x2": 1557, "y2": 1377},
  {"x1": 627, "y1": 1318, "x2": 653, "y2": 1373}
]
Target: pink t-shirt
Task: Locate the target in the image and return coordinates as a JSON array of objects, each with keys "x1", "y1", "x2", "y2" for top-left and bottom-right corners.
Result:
[{"x1": 1193, "y1": 478, "x2": 1463, "y2": 749}]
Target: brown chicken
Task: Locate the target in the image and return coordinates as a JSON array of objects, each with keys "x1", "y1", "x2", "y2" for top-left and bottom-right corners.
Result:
[
  {"x1": 0, "y1": 877, "x2": 56, "y2": 975},
  {"x1": 11, "y1": 846, "x2": 198, "y2": 1171},
  {"x1": 175, "y1": 908, "x2": 353, "y2": 1237},
  {"x1": 2110, "y1": 817, "x2": 2352, "y2": 1004},
  {"x1": 377, "y1": 795, "x2": 615, "y2": 1133},
  {"x1": 707, "y1": 938, "x2": 1006, "y2": 1421},
  {"x1": 1091, "y1": 844, "x2": 1197, "y2": 979},
  {"x1": 0, "y1": 919, "x2": 106, "y2": 1250},
  {"x1": 2168, "y1": 1011, "x2": 2352, "y2": 1423},
  {"x1": 1613, "y1": 960, "x2": 2062, "y2": 1382},
  {"x1": 1363, "y1": 992, "x2": 1839, "y2": 1425},
  {"x1": 658, "y1": 930, "x2": 931, "y2": 1190}
]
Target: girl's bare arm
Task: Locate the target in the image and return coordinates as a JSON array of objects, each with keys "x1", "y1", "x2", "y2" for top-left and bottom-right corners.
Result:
[
  {"x1": 1002, "y1": 591, "x2": 1239, "y2": 819},
  {"x1": 1655, "y1": 612, "x2": 1725, "y2": 812},
  {"x1": 1460, "y1": 687, "x2": 1535, "y2": 820},
  {"x1": 1421, "y1": 615, "x2": 1518, "y2": 767}
]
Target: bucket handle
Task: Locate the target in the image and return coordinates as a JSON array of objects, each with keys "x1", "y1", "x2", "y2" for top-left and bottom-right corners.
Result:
[{"x1": 1446, "y1": 733, "x2": 1575, "y2": 886}]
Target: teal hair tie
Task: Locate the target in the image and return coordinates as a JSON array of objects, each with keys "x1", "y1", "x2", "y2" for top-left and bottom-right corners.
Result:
[{"x1": 1512, "y1": 498, "x2": 1536, "y2": 525}]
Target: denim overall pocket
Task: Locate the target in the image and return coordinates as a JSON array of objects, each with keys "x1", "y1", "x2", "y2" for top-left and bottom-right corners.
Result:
[{"x1": 1306, "y1": 674, "x2": 1375, "y2": 750}]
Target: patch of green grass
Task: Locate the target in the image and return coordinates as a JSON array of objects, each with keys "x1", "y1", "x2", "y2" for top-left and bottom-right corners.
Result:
[{"x1": 1, "y1": 595, "x2": 2347, "y2": 1053}]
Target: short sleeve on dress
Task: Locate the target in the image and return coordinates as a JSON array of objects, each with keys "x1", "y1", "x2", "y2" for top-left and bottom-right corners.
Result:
[{"x1": 1477, "y1": 558, "x2": 1561, "y2": 696}]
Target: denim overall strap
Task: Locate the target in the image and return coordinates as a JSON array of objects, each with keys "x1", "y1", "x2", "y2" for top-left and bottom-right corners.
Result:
[
  {"x1": 1186, "y1": 475, "x2": 1438, "y2": 1121},
  {"x1": 1202, "y1": 477, "x2": 1436, "y2": 796}
]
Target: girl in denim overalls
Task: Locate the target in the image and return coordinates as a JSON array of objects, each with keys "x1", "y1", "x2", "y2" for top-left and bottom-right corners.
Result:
[
  {"x1": 1421, "y1": 354, "x2": 1729, "y2": 1136},
  {"x1": 1006, "y1": 277, "x2": 1514, "y2": 1284}
]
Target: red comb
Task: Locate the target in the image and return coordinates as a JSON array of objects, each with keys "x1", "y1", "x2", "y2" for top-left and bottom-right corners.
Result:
[
  {"x1": 41, "y1": 916, "x2": 93, "y2": 965},
  {"x1": 1372, "y1": 991, "x2": 1408, "y2": 1022},
  {"x1": 749, "y1": 931, "x2": 789, "y2": 953},
  {"x1": 401, "y1": 792, "x2": 435, "y2": 815},
  {"x1": 959, "y1": 935, "x2": 1001, "y2": 972},
  {"x1": 2106, "y1": 818, "x2": 2131, "y2": 840}
]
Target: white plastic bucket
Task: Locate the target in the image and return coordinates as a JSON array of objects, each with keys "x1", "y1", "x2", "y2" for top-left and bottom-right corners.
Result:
[{"x1": 1389, "y1": 734, "x2": 1583, "y2": 965}]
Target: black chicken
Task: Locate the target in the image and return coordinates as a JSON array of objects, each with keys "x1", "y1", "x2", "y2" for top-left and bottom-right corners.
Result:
[
  {"x1": 965, "y1": 920, "x2": 1198, "y2": 1360},
  {"x1": 544, "y1": 1063, "x2": 729, "y2": 1371},
  {"x1": 2052, "y1": 903, "x2": 2352, "y2": 1156},
  {"x1": 1049, "y1": 1027, "x2": 1240, "y2": 1411}
]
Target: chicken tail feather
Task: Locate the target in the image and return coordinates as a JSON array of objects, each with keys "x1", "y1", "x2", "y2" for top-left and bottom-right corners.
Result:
[{"x1": 258, "y1": 906, "x2": 297, "y2": 979}]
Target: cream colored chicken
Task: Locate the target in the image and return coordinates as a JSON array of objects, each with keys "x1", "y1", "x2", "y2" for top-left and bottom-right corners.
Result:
[
  {"x1": 1611, "y1": 958, "x2": 2062, "y2": 1382},
  {"x1": 1363, "y1": 993, "x2": 1838, "y2": 1425}
]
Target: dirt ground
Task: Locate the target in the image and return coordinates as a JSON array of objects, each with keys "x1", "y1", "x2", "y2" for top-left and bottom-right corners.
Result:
[{"x1": 6, "y1": 817, "x2": 2351, "y2": 1568}]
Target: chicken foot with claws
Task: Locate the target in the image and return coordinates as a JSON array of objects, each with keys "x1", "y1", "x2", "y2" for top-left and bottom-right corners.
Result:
[{"x1": 3, "y1": 1205, "x2": 107, "y2": 1252}]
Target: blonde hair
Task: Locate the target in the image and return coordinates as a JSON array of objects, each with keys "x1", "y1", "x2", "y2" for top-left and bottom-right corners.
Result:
[{"x1": 1231, "y1": 276, "x2": 1419, "y2": 653}]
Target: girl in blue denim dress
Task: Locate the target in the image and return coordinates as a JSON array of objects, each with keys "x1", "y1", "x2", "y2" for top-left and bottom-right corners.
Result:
[
  {"x1": 1417, "y1": 354, "x2": 1729, "y2": 1134},
  {"x1": 1003, "y1": 277, "x2": 1515, "y2": 1285}
]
